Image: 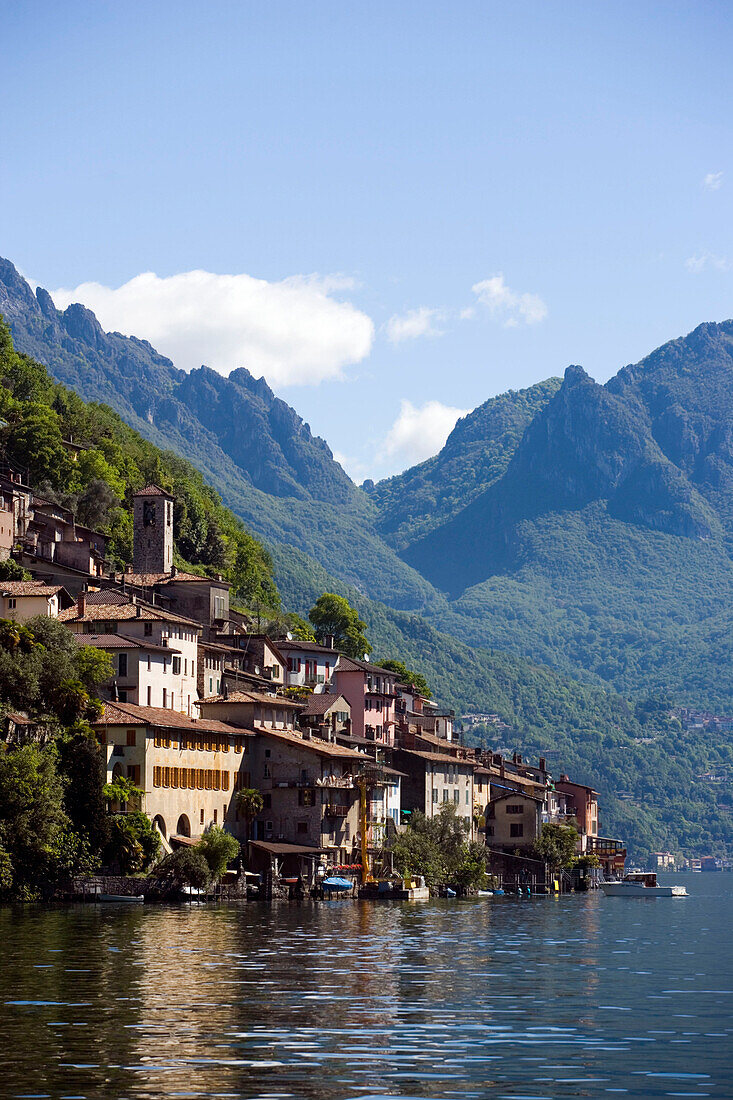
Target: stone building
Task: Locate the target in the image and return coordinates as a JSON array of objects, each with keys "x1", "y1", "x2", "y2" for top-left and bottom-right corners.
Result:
[{"x1": 133, "y1": 485, "x2": 173, "y2": 575}]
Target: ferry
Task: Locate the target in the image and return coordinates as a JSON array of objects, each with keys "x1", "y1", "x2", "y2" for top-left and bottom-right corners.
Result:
[{"x1": 600, "y1": 872, "x2": 687, "y2": 897}]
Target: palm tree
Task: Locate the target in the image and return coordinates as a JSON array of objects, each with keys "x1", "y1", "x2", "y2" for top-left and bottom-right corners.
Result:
[{"x1": 235, "y1": 788, "x2": 264, "y2": 861}]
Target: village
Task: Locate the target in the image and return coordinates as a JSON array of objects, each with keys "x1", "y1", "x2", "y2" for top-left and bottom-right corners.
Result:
[{"x1": 0, "y1": 463, "x2": 628, "y2": 895}]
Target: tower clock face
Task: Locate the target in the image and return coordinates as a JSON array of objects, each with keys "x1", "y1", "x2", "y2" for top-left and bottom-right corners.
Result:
[{"x1": 143, "y1": 501, "x2": 157, "y2": 527}]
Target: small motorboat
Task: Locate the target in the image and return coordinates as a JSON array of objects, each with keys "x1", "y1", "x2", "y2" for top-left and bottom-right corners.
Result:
[
  {"x1": 477, "y1": 890, "x2": 494, "y2": 897},
  {"x1": 445, "y1": 887, "x2": 457, "y2": 898},
  {"x1": 98, "y1": 894, "x2": 144, "y2": 903},
  {"x1": 600, "y1": 872, "x2": 687, "y2": 897},
  {"x1": 322, "y1": 876, "x2": 354, "y2": 893}
]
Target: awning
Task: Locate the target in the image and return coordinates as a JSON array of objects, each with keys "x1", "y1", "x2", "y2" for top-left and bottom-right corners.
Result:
[{"x1": 249, "y1": 840, "x2": 327, "y2": 856}]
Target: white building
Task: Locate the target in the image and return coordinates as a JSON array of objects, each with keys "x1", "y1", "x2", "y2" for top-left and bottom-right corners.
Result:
[{"x1": 61, "y1": 591, "x2": 200, "y2": 715}]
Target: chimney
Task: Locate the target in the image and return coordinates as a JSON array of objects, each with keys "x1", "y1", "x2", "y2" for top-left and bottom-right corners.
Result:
[
  {"x1": 77, "y1": 592, "x2": 86, "y2": 618},
  {"x1": 325, "y1": 634, "x2": 335, "y2": 650},
  {"x1": 125, "y1": 563, "x2": 133, "y2": 574},
  {"x1": 539, "y1": 756, "x2": 546, "y2": 772}
]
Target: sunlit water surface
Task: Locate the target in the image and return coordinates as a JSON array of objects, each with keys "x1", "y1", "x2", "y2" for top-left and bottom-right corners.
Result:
[{"x1": 1, "y1": 874, "x2": 731, "y2": 1099}]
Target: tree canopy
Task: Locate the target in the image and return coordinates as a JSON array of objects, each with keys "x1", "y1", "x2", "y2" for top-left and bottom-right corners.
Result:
[{"x1": 308, "y1": 592, "x2": 370, "y2": 659}]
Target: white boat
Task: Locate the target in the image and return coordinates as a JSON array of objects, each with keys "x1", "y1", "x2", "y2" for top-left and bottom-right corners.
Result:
[{"x1": 600, "y1": 872, "x2": 687, "y2": 897}]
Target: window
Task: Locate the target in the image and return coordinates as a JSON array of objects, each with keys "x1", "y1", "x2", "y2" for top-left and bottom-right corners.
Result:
[
  {"x1": 200, "y1": 808, "x2": 204, "y2": 825},
  {"x1": 144, "y1": 622, "x2": 152, "y2": 636},
  {"x1": 126, "y1": 729, "x2": 136, "y2": 747},
  {"x1": 153, "y1": 766, "x2": 161, "y2": 787},
  {"x1": 213, "y1": 809, "x2": 217, "y2": 824},
  {"x1": 296, "y1": 821, "x2": 308, "y2": 834},
  {"x1": 299, "y1": 789, "x2": 315, "y2": 807},
  {"x1": 465, "y1": 790, "x2": 470, "y2": 805},
  {"x1": 453, "y1": 789, "x2": 460, "y2": 804},
  {"x1": 172, "y1": 656, "x2": 181, "y2": 675},
  {"x1": 162, "y1": 688, "x2": 167, "y2": 708},
  {"x1": 442, "y1": 789, "x2": 449, "y2": 802},
  {"x1": 163, "y1": 767, "x2": 170, "y2": 788},
  {"x1": 506, "y1": 804, "x2": 523, "y2": 815},
  {"x1": 510, "y1": 823, "x2": 524, "y2": 838},
  {"x1": 221, "y1": 771, "x2": 229, "y2": 791},
  {"x1": 118, "y1": 653, "x2": 128, "y2": 677},
  {"x1": 147, "y1": 686, "x2": 152, "y2": 706},
  {"x1": 432, "y1": 789, "x2": 438, "y2": 803},
  {"x1": 147, "y1": 655, "x2": 151, "y2": 672},
  {"x1": 263, "y1": 793, "x2": 272, "y2": 809},
  {"x1": 265, "y1": 749, "x2": 271, "y2": 758}
]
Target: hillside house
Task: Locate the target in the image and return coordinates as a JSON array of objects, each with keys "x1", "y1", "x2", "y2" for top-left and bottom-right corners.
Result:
[
  {"x1": 332, "y1": 655, "x2": 398, "y2": 745},
  {"x1": 61, "y1": 591, "x2": 200, "y2": 714},
  {"x1": 0, "y1": 580, "x2": 73, "y2": 622}
]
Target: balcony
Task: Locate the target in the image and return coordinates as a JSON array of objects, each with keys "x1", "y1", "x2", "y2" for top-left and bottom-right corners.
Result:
[
  {"x1": 315, "y1": 776, "x2": 354, "y2": 789},
  {"x1": 323, "y1": 804, "x2": 349, "y2": 818}
]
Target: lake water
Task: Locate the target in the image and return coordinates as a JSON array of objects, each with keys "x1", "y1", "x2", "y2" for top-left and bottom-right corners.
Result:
[{"x1": 1, "y1": 874, "x2": 731, "y2": 1099}]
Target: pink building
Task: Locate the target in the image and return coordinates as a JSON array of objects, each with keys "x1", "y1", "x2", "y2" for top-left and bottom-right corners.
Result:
[{"x1": 331, "y1": 656, "x2": 398, "y2": 746}]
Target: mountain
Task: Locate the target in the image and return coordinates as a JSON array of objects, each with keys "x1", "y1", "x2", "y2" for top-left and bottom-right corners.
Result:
[
  {"x1": 365, "y1": 377, "x2": 562, "y2": 551},
  {"x1": 1, "y1": 256, "x2": 732, "y2": 858},
  {"x1": 0, "y1": 259, "x2": 435, "y2": 610}
]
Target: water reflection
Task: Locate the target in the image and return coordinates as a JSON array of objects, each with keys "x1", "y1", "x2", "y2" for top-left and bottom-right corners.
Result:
[{"x1": 1, "y1": 877, "x2": 731, "y2": 1099}]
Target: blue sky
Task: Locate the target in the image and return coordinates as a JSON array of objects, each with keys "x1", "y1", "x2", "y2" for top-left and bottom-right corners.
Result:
[{"x1": 2, "y1": 1, "x2": 732, "y2": 481}]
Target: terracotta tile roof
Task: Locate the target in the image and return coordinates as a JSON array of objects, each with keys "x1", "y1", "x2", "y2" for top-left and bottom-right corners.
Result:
[
  {"x1": 74, "y1": 633, "x2": 179, "y2": 654},
  {"x1": 255, "y1": 725, "x2": 366, "y2": 761},
  {"x1": 300, "y1": 693, "x2": 350, "y2": 717},
  {"x1": 0, "y1": 581, "x2": 66, "y2": 596},
  {"x1": 395, "y1": 746, "x2": 477, "y2": 768},
  {"x1": 335, "y1": 655, "x2": 399, "y2": 677},
  {"x1": 59, "y1": 600, "x2": 201, "y2": 629},
  {"x1": 85, "y1": 589, "x2": 133, "y2": 605},
  {"x1": 276, "y1": 639, "x2": 339, "y2": 657},
  {"x1": 121, "y1": 570, "x2": 228, "y2": 587},
  {"x1": 132, "y1": 484, "x2": 173, "y2": 497},
  {"x1": 94, "y1": 700, "x2": 252, "y2": 736},
  {"x1": 200, "y1": 690, "x2": 304, "y2": 708}
]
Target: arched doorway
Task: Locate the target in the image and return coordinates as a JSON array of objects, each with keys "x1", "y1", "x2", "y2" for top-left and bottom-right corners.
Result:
[
  {"x1": 153, "y1": 815, "x2": 167, "y2": 839},
  {"x1": 176, "y1": 814, "x2": 191, "y2": 837},
  {"x1": 112, "y1": 762, "x2": 124, "y2": 780}
]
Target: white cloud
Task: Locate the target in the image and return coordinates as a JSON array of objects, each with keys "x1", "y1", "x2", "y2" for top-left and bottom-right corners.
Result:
[
  {"x1": 703, "y1": 171, "x2": 723, "y2": 191},
  {"x1": 684, "y1": 252, "x2": 730, "y2": 274},
  {"x1": 50, "y1": 269, "x2": 374, "y2": 387},
  {"x1": 380, "y1": 399, "x2": 469, "y2": 468},
  {"x1": 471, "y1": 274, "x2": 548, "y2": 326},
  {"x1": 384, "y1": 306, "x2": 445, "y2": 344}
]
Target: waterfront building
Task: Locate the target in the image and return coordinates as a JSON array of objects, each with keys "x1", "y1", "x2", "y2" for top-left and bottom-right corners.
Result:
[
  {"x1": 93, "y1": 699, "x2": 251, "y2": 843},
  {"x1": 485, "y1": 791, "x2": 543, "y2": 851}
]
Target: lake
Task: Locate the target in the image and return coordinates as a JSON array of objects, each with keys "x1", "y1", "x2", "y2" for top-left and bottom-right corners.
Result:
[{"x1": 1, "y1": 873, "x2": 731, "y2": 1099}]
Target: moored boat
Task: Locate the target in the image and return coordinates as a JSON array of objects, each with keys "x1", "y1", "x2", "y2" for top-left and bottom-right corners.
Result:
[
  {"x1": 322, "y1": 876, "x2": 354, "y2": 893},
  {"x1": 600, "y1": 872, "x2": 687, "y2": 897}
]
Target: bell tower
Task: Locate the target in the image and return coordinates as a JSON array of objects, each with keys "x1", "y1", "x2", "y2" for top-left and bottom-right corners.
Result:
[{"x1": 133, "y1": 485, "x2": 174, "y2": 575}]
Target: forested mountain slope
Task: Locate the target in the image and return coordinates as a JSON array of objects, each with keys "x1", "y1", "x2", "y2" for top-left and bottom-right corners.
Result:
[{"x1": 4, "y1": 257, "x2": 733, "y2": 715}]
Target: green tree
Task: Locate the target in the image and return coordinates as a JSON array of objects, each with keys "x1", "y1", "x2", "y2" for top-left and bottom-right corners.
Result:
[
  {"x1": 378, "y1": 659, "x2": 431, "y2": 698},
  {"x1": 390, "y1": 805, "x2": 485, "y2": 889},
  {"x1": 0, "y1": 743, "x2": 68, "y2": 899},
  {"x1": 196, "y1": 825, "x2": 240, "y2": 880},
  {"x1": 531, "y1": 822, "x2": 579, "y2": 870},
  {"x1": 57, "y1": 729, "x2": 109, "y2": 859},
  {"x1": 308, "y1": 593, "x2": 370, "y2": 658},
  {"x1": 0, "y1": 560, "x2": 30, "y2": 581},
  {"x1": 106, "y1": 812, "x2": 160, "y2": 874},
  {"x1": 235, "y1": 788, "x2": 263, "y2": 852},
  {"x1": 156, "y1": 848, "x2": 211, "y2": 891}
]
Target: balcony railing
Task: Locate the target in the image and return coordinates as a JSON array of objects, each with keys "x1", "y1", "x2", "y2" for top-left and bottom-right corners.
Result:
[{"x1": 323, "y1": 804, "x2": 349, "y2": 818}]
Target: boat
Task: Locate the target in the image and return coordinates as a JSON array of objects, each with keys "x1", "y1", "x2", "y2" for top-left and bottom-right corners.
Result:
[
  {"x1": 477, "y1": 890, "x2": 494, "y2": 897},
  {"x1": 322, "y1": 876, "x2": 354, "y2": 893},
  {"x1": 445, "y1": 887, "x2": 457, "y2": 898},
  {"x1": 98, "y1": 894, "x2": 144, "y2": 903},
  {"x1": 600, "y1": 872, "x2": 687, "y2": 897}
]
